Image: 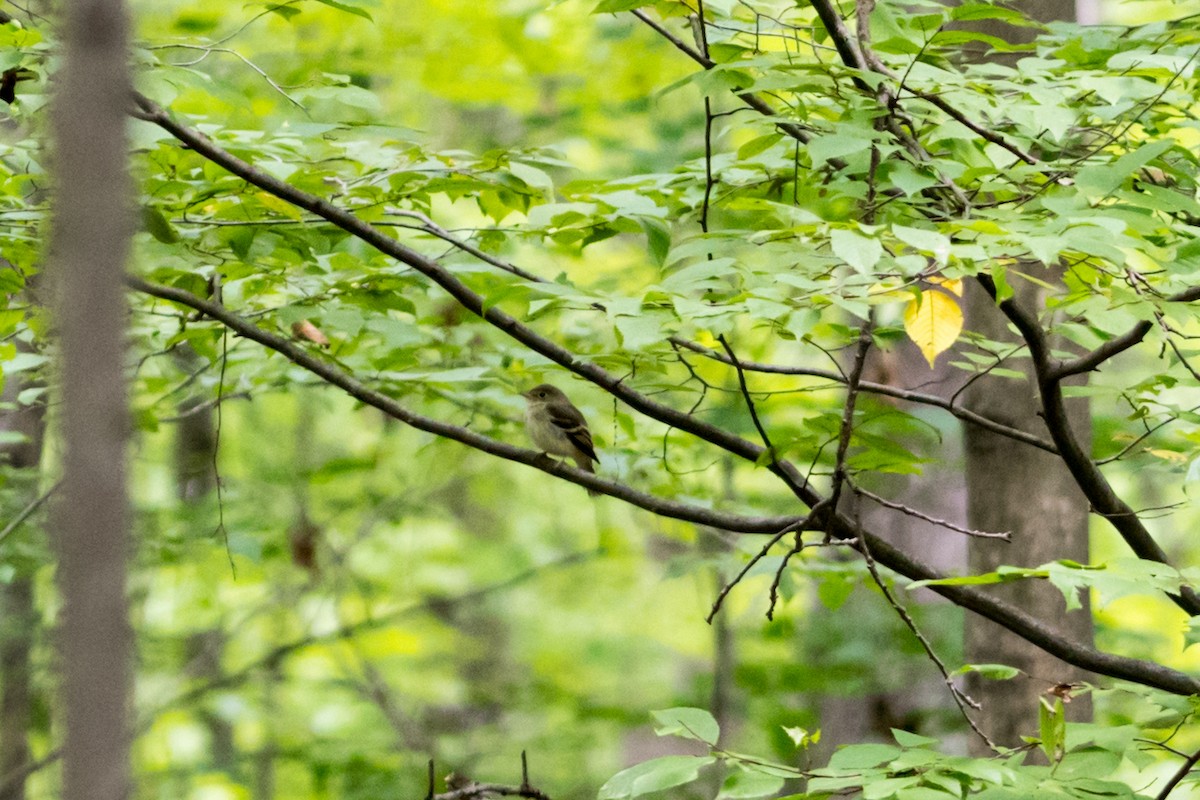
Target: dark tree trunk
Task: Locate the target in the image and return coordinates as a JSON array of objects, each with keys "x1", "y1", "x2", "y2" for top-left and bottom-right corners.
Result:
[{"x1": 0, "y1": 360, "x2": 47, "y2": 800}]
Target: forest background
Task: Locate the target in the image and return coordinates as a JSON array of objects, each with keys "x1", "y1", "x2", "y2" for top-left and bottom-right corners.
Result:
[{"x1": 3, "y1": 0, "x2": 1200, "y2": 799}]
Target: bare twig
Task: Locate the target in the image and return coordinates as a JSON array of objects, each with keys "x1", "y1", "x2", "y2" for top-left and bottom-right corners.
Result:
[
  {"x1": 856, "y1": 529, "x2": 1001, "y2": 752},
  {"x1": 826, "y1": 318, "x2": 874, "y2": 521},
  {"x1": 718, "y1": 335, "x2": 779, "y2": 463},
  {"x1": 0, "y1": 478, "x2": 61, "y2": 547},
  {"x1": 629, "y1": 9, "x2": 814, "y2": 144},
  {"x1": 1155, "y1": 743, "x2": 1200, "y2": 800},
  {"x1": 669, "y1": 337, "x2": 1057, "y2": 453},
  {"x1": 852, "y1": 483, "x2": 1010, "y2": 540}
]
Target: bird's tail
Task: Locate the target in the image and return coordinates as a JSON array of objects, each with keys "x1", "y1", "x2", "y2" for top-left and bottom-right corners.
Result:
[{"x1": 574, "y1": 453, "x2": 600, "y2": 497}]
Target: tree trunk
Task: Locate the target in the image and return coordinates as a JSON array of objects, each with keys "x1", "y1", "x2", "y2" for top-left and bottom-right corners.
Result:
[
  {"x1": 963, "y1": 277, "x2": 1093, "y2": 753},
  {"x1": 959, "y1": 0, "x2": 1093, "y2": 754},
  {"x1": 0, "y1": 355, "x2": 47, "y2": 800},
  {"x1": 50, "y1": 0, "x2": 134, "y2": 799}
]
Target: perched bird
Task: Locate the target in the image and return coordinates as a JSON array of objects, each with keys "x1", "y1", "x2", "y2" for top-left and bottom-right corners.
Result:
[{"x1": 521, "y1": 383, "x2": 599, "y2": 496}]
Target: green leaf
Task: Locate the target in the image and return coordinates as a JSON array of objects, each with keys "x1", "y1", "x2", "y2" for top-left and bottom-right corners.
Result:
[
  {"x1": 828, "y1": 743, "x2": 900, "y2": 769},
  {"x1": 1075, "y1": 139, "x2": 1175, "y2": 197},
  {"x1": 141, "y1": 206, "x2": 180, "y2": 244},
  {"x1": 831, "y1": 228, "x2": 883, "y2": 273},
  {"x1": 891, "y1": 729, "x2": 938, "y2": 748},
  {"x1": 639, "y1": 217, "x2": 671, "y2": 266},
  {"x1": 718, "y1": 769, "x2": 785, "y2": 799},
  {"x1": 1038, "y1": 696, "x2": 1066, "y2": 764},
  {"x1": 953, "y1": 663, "x2": 1022, "y2": 681},
  {"x1": 593, "y1": 0, "x2": 646, "y2": 11},
  {"x1": 312, "y1": 0, "x2": 373, "y2": 20},
  {"x1": 598, "y1": 756, "x2": 716, "y2": 800},
  {"x1": 266, "y1": 3, "x2": 301, "y2": 20},
  {"x1": 737, "y1": 133, "x2": 783, "y2": 160},
  {"x1": 892, "y1": 225, "x2": 950, "y2": 263},
  {"x1": 652, "y1": 707, "x2": 720, "y2": 746}
]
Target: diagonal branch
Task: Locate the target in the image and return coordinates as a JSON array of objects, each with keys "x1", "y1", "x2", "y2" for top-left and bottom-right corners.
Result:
[
  {"x1": 128, "y1": 98, "x2": 1200, "y2": 698},
  {"x1": 129, "y1": 93, "x2": 817, "y2": 505},
  {"x1": 630, "y1": 9, "x2": 814, "y2": 144},
  {"x1": 793, "y1": 0, "x2": 1200, "y2": 616},
  {"x1": 128, "y1": 278, "x2": 1200, "y2": 697},
  {"x1": 670, "y1": 337, "x2": 1057, "y2": 452},
  {"x1": 826, "y1": 318, "x2": 872, "y2": 516},
  {"x1": 130, "y1": 277, "x2": 804, "y2": 534},
  {"x1": 1051, "y1": 285, "x2": 1200, "y2": 379},
  {"x1": 977, "y1": 275, "x2": 1200, "y2": 616}
]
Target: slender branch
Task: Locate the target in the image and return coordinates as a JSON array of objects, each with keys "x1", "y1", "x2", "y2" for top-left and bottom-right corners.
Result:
[
  {"x1": 130, "y1": 277, "x2": 803, "y2": 534},
  {"x1": 835, "y1": 519, "x2": 1200, "y2": 696},
  {"x1": 826, "y1": 319, "x2": 872, "y2": 517},
  {"x1": 707, "y1": 519, "x2": 807, "y2": 623},
  {"x1": 977, "y1": 275, "x2": 1200, "y2": 617},
  {"x1": 126, "y1": 97, "x2": 1200, "y2": 698},
  {"x1": 852, "y1": 483, "x2": 1010, "y2": 540},
  {"x1": 1051, "y1": 286, "x2": 1200, "y2": 379},
  {"x1": 386, "y1": 209, "x2": 543, "y2": 282},
  {"x1": 669, "y1": 337, "x2": 1057, "y2": 452},
  {"x1": 1155, "y1": 743, "x2": 1200, "y2": 800},
  {"x1": 436, "y1": 781, "x2": 550, "y2": 800},
  {"x1": 718, "y1": 335, "x2": 779, "y2": 463},
  {"x1": 129, "y1": 93, "x2": 817, "y2": 504},
  {"x1": 0, "y1": 478, "x2": 60, "y2": 546},
  {"x1": 630, "y1": 9, "x2": 814, "y2": 144},
  {"x1": 857, "y1": 530, "x2": 1000, "y2": 752}
]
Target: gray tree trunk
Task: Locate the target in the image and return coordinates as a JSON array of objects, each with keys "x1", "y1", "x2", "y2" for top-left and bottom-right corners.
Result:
[
  {"x1": 963, "y1": 277, "x2": 1093, "y2": 752},
  {"x1": 958, "y1": 0, "x2": 1093, "y2": 754},
  {"x1": 50, "y1": 1, "x2": 134, "y2": 799}
]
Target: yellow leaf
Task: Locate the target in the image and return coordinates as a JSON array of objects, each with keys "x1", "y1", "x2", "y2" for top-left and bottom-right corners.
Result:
[{"x1": 904, "y1": 283, "x2": 963, "y2": 368}]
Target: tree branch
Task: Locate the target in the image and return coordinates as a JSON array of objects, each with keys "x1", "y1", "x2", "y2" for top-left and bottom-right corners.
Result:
[
  {"x1": 1051, "y1": 285, "x2": 1200, "y2": 379},
  {"x1": 976, "y1": 275, "x2": 1200, "y2": 616},
  {"x1": 669, "y1": 337, "x2": 1057, "y2": 452},
  {"x1": 129, "y1": 93, "x2": 818, "y2": 505},
  {"x1": 127, "y1": 91, "x2": 1200, "y2": 697},
  {"x1": 127, "y1": 277, "x2": 1200, "y2": 695},
  {"x1": 1155, "y1": 743, "x2": 1200, "y2": 800},
  {"x1": 629, "y1": 9, "x2": 814, "y2": 144},
  {"x1": 129, "y1": 276, "x2": 809, "y2": 535}
]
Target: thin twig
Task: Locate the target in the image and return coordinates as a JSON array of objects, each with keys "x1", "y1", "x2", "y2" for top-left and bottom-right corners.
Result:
[
  {"x1": 387, "y1": 210, "x2": 542, "y2": 282},
  {"x1": 670, "y1": 337, "x2": 1056, "y2": 453},
  {"x1": 826, "y1": 317, "x2": 874, "y2": 521},
  {"x1": 1155, "y1": 743, "x2": 1200, "y2": 800},
  {"x1": 718, "y1": 334, "x2": 778, "y2": 463},
  {"x1": 0, "y1": 478, "x2": 61, "y2": 547},
  {"x1": 707, "y1": 522, "x2": 799, "y2": 623},
  {"x1": 852, "y1": 483, "x2": 1010, "y2": 540},
  {"x1": 857, "y1": 529, "x2": 1001, "y2": 752}
]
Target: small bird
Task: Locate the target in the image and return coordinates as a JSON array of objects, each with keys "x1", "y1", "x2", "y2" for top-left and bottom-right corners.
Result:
[{"x1": 521, "y1": 383, "x2": 599, "y2": 496}]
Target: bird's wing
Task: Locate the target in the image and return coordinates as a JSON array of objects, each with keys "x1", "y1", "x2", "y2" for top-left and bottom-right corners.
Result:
[{"x1": 547, "y1": 404, "x2": 597, "y2": 463}]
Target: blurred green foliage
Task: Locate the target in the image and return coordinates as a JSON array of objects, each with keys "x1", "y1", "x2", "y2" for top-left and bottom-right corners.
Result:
[{"x1": 1, "y1": 0, "x2": 1200, "y2": 799}]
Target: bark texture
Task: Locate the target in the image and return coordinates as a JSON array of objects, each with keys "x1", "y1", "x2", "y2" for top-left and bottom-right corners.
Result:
[
  {"x1": 963, "y1": 277, "x2": 1093, "y2": 752},
  {"x1": 50, "y1": 1, "x2": 134, "y2": 799},
  {"x1": 959, "y1": 0, "x2": 1093, "y2": 753}
]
